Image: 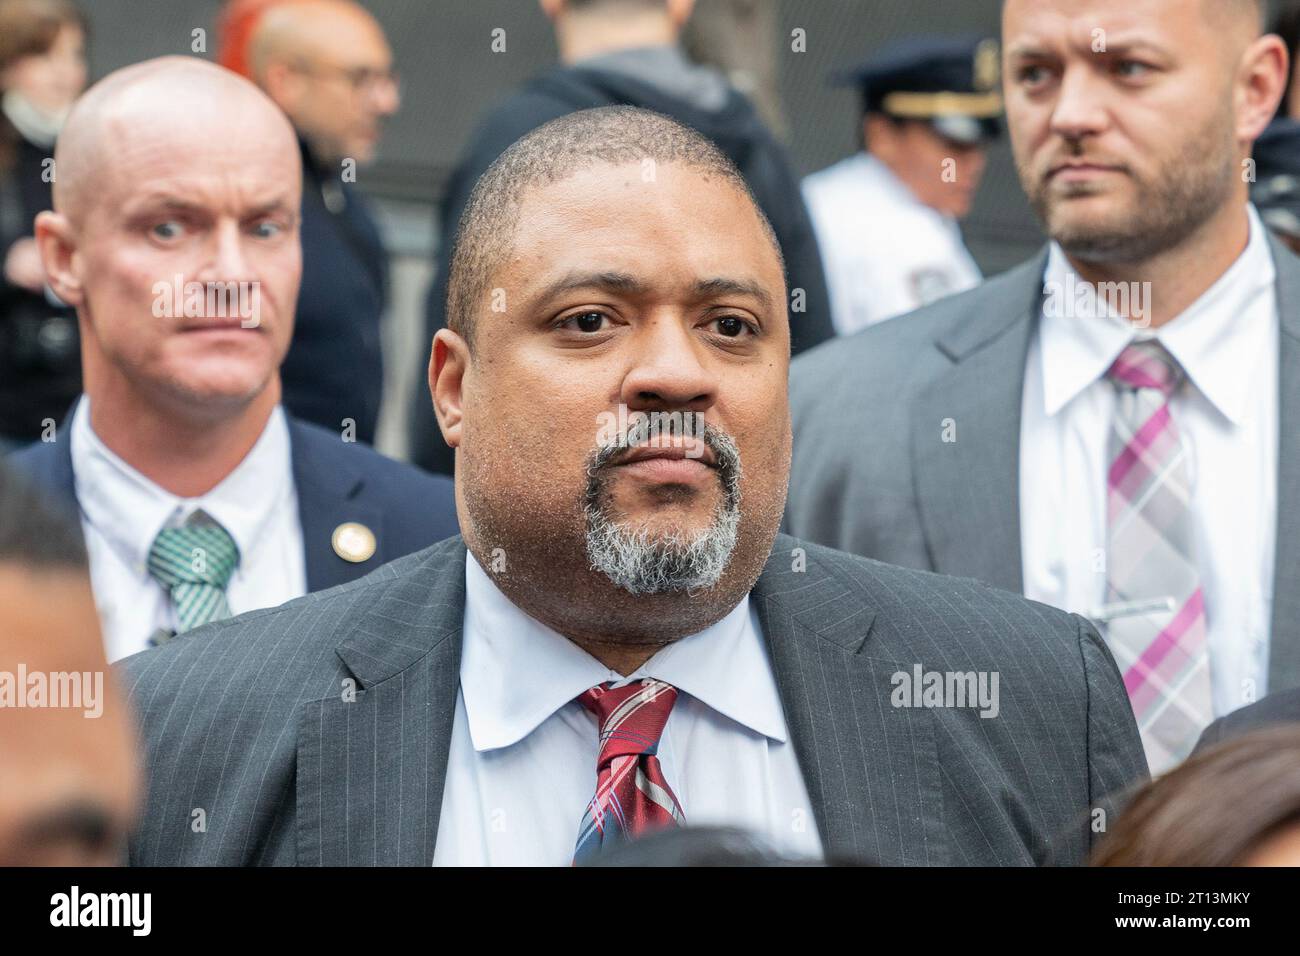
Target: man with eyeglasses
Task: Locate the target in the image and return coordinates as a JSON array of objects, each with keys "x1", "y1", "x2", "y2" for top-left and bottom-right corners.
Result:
[{"x1": 246, "y1": 0, "x2": 400, "y2": 446}]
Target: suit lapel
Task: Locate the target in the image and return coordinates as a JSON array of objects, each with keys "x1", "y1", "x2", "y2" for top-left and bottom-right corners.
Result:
[
  {"x1": 288, "y1": 419, "x2": 386, "y2": 591},
  {"x1": 754, "y1": 536, "x2": 946, "y2": 865},
  {"x1": 296, "y1": 536, "x2": 467, "y2": 865},
  {"x1": 910, "y1": 254, "x2": 1046, "y2": 593},
  {"x1": 1267, "y1": 235, "x2": 1300, "y2": 693}
]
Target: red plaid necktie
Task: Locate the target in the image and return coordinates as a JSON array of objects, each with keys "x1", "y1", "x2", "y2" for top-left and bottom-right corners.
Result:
[{"x1": 573, "y1": 678, "x2": 685, "y2": 863}]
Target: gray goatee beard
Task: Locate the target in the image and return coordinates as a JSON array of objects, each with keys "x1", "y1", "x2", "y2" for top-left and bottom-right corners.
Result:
[{"x1": 583, "y1": 419, "x2": 742, "y2": 596}]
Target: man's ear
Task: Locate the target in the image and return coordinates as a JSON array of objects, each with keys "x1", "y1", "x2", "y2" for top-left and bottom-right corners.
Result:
[
  {"x1": 538, "y1": 0, "x2": 564, "y2": 23},
  {"x1": 864, "y1": 114, "x2": 894, "y2": 158},
  {"x1": 260, "y1": 61, "x2": 299, "y2": 112},
  {"x1": 430, "y1": 327, "x2": 470, "y2": 449},
  {"x1": 33, "y1": 211, "x2": 84, "y2": 306},
  {"x1": 1238, "y1": 34, "x2": 1289, "y2": 144}
]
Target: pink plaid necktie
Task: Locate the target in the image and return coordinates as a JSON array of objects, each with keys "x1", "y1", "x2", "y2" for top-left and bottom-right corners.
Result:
[
  {"x1": 573, "y1": 678, "x2": 685, "y2": 863},
  {"x1": 1104, "y1": 339, "x2": 1213, "y2": 773}
]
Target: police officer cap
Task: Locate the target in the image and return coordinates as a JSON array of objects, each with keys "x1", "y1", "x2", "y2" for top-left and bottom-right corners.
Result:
[{"x1": 833, "y1": 34, "x2": 1004, "y2": 145}]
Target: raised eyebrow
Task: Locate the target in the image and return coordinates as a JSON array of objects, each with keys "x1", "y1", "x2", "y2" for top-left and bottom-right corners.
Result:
[
  {"x1": 243, "y1": 199, "x2": 298, "y2": 223},
  {"x1": 693, "y1": 277, "x2": 773, "y2": 311},
  {"x1": 124, "y1": 195, "x2": 205, "y2": 217},
  {"x1": 124, "y1": 196, "x2": 297, "y2": 219}
]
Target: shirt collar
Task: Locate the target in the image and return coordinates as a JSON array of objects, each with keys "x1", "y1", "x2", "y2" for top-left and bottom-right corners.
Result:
[
  {"x1": 1038, "y1": 204, "x2": 1277, "y2": 424},
  {"x1": 70, "y1": 399, "x2": 294, "y2": 574},
  {"x1": 459, "y1": 551, "x2": 789, "y2": 753}
]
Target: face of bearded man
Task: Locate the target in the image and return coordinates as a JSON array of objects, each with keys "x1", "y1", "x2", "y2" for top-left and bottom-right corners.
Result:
[
  {"x1": 435, "y1": 159, "x2": 792, "y2": 666},
  {"x1": 1004, "y1": 0, "x2": 1255, "y2": 265}
]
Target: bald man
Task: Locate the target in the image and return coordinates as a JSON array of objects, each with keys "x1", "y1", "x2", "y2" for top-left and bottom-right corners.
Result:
[
  {"x1": 246, "y1": 0, "x2": 400, "y2": 446},
  {"x1": 8, "y1": 57, "x2": 455, "y2": 664},
  {"x1": 787, "y1": 0, "x2": 1295, "y2": 773}
]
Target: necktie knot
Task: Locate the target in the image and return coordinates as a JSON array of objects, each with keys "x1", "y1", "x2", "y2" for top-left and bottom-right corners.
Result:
[
  {"x1": 148, "y1": 516, "x2": 239, "y2": 589},
  {"x1": 573, "y1": 677, "x2": 684, "y2": 861},
  {"x1": 147, "y1": 512, "x2": 239, "y2": 634},
  {"x1": 578, "y1": 678, "x2": 678, "y2": 767},
  {"x1": 1106, "y1": 339, "x2": 1185, "y2": 399}
]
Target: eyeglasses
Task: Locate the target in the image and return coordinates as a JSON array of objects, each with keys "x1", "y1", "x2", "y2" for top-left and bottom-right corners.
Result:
[{"x1": 292, "y1": 62, "x2": 400, "y2": 98}]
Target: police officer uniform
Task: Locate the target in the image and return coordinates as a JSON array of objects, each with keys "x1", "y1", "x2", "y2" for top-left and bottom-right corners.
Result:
[{"x1": 802, "y1": 35, "x2": 1003, "y2": 335}]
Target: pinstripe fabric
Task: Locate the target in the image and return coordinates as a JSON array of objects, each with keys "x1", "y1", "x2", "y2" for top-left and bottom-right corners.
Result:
[{"x1": 119, "y1": 533, "x2": 1148, "y2": 866}]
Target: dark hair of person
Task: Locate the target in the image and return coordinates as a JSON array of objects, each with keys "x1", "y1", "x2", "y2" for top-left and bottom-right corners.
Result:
[
  {"x1": 0, "y1": 0, "x2": 87, "y2": 171},
  {"x1": 1091, "y1": 724, "x2": 1300, "y2": 866}
]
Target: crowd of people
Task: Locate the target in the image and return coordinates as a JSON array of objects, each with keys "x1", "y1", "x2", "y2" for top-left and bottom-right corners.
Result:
[{"x1": 2, "y1": 0, "x2": 1300, "y2": 869}]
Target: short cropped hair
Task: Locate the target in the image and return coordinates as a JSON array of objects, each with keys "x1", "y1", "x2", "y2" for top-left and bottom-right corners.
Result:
[{"x1": 445, "y1": 105, "x2": 783, "y2": 348}]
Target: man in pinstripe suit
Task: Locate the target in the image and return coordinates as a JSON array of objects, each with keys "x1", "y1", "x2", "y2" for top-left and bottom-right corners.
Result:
[{"x1": 119, "y1": 106, "x2": 1146, "y2": 866}]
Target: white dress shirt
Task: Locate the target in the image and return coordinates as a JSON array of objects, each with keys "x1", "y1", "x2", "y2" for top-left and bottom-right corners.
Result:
[
  {"x1": 432, "y1": 552, "x2": 824, "y2": 866},
  {"x1": 71, "y1": 399, "x2": 307, "y2": 662},
  {"x1": 1020, "y1": 205, "x2": 1278, "y2": 718},
  {"x1": 802, "y1": 152, "x2": 983, "y2": 335}
]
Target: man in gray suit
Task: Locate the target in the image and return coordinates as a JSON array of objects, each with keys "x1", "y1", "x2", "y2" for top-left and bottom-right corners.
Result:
[
  {"x1": 120, "y1": 106, "x2": 1144, "y2": 866},
  {"x1": 787, "y1": 0, "x2": 1291, "y2": 772}
]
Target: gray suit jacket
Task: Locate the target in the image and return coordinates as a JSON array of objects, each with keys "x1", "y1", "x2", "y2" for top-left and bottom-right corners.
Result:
[
  {"x1": 119, "y1": 533, "x2": 1146, "y2": 866},
  {"x1": 786, "y1": 233, "x2": 1300, "y2": 696}
]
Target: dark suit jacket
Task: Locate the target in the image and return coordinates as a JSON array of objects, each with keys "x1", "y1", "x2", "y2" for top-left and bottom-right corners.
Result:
[
  {"x1": 785, "y1": 230, "x2": 1300, "y2": 697},
  {"x1": 281, "y1": 140, "x2": 387, "y2": 445},
  {"x1": 1195, "y1": 688, "x2": 1300, "y2": 751},
  {"x1": 6, "y1": 411, "x2": 458, "y2": 593},
  {"x1": 0, "y1": 127, "x2": 80, "y2": 440},
  {"x1": 118, "y1": 533, "x2": 1147, "y2": 866}
]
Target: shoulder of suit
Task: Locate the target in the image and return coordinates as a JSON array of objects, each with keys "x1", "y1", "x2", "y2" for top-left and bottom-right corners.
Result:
[
  {"x1": 117, "y1": 536, "x2": 462, "y2": 689},
  {"x1": 3, "y1": 436, "x2": 69, "y2": 501},
  {"x1": 769, "y1": 533, "x2": 1080, "y2": 638},
  {"x1": 1220, "y1": 687, "x2": 1300, "y2": 735},
  {"x1": 4, "y1": 437, "x2": 56, "y2": 475},
  {"x1": 791, "y1": 252, "x2": 1045, "y2": 384},
  {"x1": 287, "y1": 417, "x2": 454, "y2": 496}
]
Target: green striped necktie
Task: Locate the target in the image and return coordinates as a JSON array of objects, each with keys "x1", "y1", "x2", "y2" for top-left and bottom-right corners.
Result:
[{"x1": 146, "y1": 512, "x2": 240, "y2": 634}]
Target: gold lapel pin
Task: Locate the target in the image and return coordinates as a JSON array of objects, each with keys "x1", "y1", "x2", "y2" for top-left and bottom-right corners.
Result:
[{"x1": 331, "y1": 522, "x2": 377, "y2": 563}]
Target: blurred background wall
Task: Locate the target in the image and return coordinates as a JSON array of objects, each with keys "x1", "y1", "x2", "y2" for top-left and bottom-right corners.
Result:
[{"x1": 75, "y1": 0, "x2": 1040, "y2": 457}]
